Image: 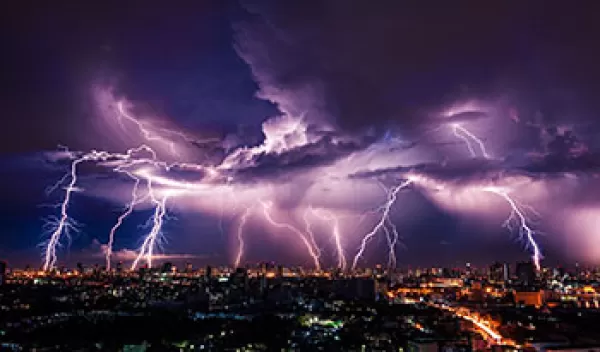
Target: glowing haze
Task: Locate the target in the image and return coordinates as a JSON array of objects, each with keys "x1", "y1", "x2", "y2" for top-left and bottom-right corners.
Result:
[{"x1": 40, "y1": 81, "x2": 600, "y2": 270}]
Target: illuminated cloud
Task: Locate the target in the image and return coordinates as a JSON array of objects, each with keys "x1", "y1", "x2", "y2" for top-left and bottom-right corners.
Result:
[
  {"x1": 553, "y1": 207, "x2": 600, "y2": 264},
  {"x1": 21, "y1": 1, "x2": 600, "y2": 269},
  {"x1": 89, "y1": 239, "x2": 202, "y2": 263}
]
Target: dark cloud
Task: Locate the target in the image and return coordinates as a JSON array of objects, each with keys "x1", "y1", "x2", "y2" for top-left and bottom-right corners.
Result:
[
  {"x1": 230, "y1": 134, "x2": 373, "y2": 182},
  {"x1": 520, "y1": 127, "x2": 599, "y2": 174},
  {"x1": 350, "y1": 158, "x2": 505, "y2": 183},
  {"x1": 352, "y1": 151, "x2": 600, "y2": 188},
  {"x1": 0, "y1": 0, "x2": 272, "y2": 154},
  {"x1": 523, "y1": 153, "x2": 600, "y2": 175},
  {"x1": 234, "y1": 0, "x2": 600, "y2": 134}
]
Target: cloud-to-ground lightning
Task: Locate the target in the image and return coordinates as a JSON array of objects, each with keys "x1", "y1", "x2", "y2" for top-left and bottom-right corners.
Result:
[
  {"x1": 451, "y1": 124, "x2": 491, "y2": 159},
  {"x1": 481, "y1": 186, "x2": 543, "y2": 270},
  {"x1": 403, "y1": 172, "x2": 544, "y2": 270},
  {"x1": 307, "y1": 208, "x2": 345, "y2": 270},
  {"x1": 383, "y1": 218, "x2": 401, "y2": 268},
  {"x1": 131, "y1": 188, "x2": 172, "y2": 270},
  {"x1": 302, "y1": 208, "x2": 323, "y2": 265},
  {"x1": 43, "y1": 145, "x2": 175, "y2": 271},
  {"x1": 105, "y1": 177, "x2": 142, "y2": 271},
  {"x1": 41, "y1": 88, "x2": 562, "y2": 273},
  {"x1": 43, "y1": 96, "x2": 239, "y2": 272},
  {"x1": 45, "y1": 101, "x2": 323, "y2": 271},
  {"x1": 352, "y1": 179, "x2": 412, "y2": 270},
  {"x1": 375, "y1": 181, "x2": 404, "y2": 268},
  {"x1": 44, "y1": 155, "x2": 93, "y2": 271},
  {"x1": 259, "y1": 200, "x2": 322, "y2": 270},
  {"x1": 234, "y1": 207, "x2": 253, "y2": 268}
]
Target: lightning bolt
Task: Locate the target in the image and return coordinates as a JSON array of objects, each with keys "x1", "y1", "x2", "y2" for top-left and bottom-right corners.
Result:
[
  {"x1": 234, "y1": 207, "x2": 253, "y2": 268},
  {"x1": 44, "y1": 111, "x2": 239, "y2": 272},
  {"x1": 45, "y1": 173, "x2": 71, "y2": 197},
  {"x1": 383, "y1": 217, "x2": 401, "y2": 268},
  {"x1": 451, "y1": 124, "x2": 491, "y2": 159},
  {"x1": 259, "y1": 200, "x2": 321, "y2": 270},
  {"x1": 43, "y1": 154, "x2": 92, "y2": 271},
  {"x1": 352, "y1": 179, "x2": 412, "y2": 270},
  {"x1": 481, "y1": 186, "x2": 543, "y2": 271},
  {"x1": 131, "y1": 186, "x2": 172, "y2": 270},
  {"x1": 302, "y1": 208, "x2": 323, "y2": 264},
  {"x1": 117, "y1": 102, "x2": 179, "y2": 155},
  {"x1": 117, "y1": 101, "x2": 221, "y2": 163},
  {"x1": 105, "y1": 176, "x2": 142, "y2": 271},
  {"x1": 44, "y1": 101, "x2": 323, "y2": 270},
  {"x1": 217, "y1": 181, "x2": 239, "y2": 238},
  {"x1": 44, "y1": 94, "x2": 538, "y2": 273},
  {"x1": 43, "y1": 145, "x2": 172, "y2": 271},
  {"x1": 308, "y1": 208, "x2": 345, "y2": 270}
]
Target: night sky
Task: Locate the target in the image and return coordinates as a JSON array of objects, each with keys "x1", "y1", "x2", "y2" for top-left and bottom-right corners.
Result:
[{"x1": 1, "y1": 0, "x2": 600, "y2": 269}]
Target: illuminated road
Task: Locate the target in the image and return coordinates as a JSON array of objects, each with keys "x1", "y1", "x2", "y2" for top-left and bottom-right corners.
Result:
[{"x1": 394, "y1": 293, "x2": 515, "y2": 346}]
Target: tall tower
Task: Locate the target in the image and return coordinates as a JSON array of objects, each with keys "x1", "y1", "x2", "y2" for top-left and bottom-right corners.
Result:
[{"x1": 0, "y1": 261, "x2": 7, "y2": 285}]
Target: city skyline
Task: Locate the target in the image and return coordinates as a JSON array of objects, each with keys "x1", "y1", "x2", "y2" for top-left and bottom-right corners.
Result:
[
  {"x1": 2, "y1": 1, "x2": 600, "y2": 269},
  {"x1": 4, "y1": 256, "x2": 599, "y2": 350}
]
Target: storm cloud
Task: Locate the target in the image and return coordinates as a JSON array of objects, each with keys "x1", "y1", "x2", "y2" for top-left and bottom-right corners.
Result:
[{"x1": 234, "y1": 0, "x2": 600, "y2": 137}]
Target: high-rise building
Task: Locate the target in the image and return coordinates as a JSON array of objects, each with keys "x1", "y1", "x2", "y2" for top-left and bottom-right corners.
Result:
[
  {"x1": 0, "y1": 261, "x2": 6, "y2": 285},
  {"x1": 161, "y1": 262, "x2": 173, "y2": 273},
  {"x1": 516, "y1": 261, "x2": 536, "y2": 286},
  {"x1": 205, "y1": 265, "x2": 213, "y2": 279},
  {"x1": 431, "y1": 267, "x2": 443, "y2": 277},
  {"x1": 185, "y1": 262, "x2": 193, "y2": 273},
  {"x1": 333, "y1": 267, "x2": 343, "y2": 278},
  {"x1": 259, "y1": 273, "x2": 268, "y2": 294},
  {"x1": 489, "y1": 262, "x2": 509, "y2": 283},
  {"x1": 258, "y1": 262, "x2": 264, "y2": 273},
  {"x1": 552, "y1": 267, "x2": 564, "y2": 279},
  {"x1": 374, "y1": 264, "x2": 383, "y2": 277},
  {"x1": 76, "y1": 262, "x2": 84, "y2": 274},
  {"x1": 232, "y1": 267, "x2": 248, "y2": 290},
  {"x1": 138, "y1": 266, "x2": 149, "y2": 278}
]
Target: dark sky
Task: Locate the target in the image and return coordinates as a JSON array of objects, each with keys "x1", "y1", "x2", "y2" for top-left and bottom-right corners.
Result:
[{"x1": 1, "y1": 0, "x2": 600, "y2": 268}]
